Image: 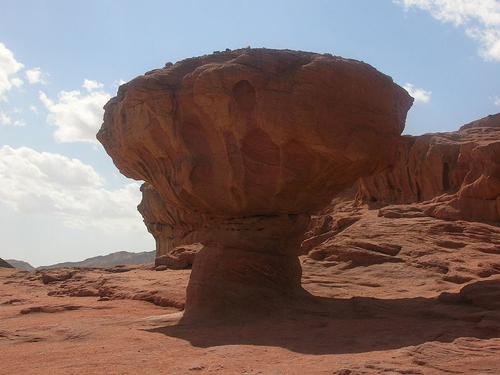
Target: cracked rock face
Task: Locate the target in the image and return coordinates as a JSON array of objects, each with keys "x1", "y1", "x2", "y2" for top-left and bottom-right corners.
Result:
[{"x1": 97, "y1": 48, "x2": 412, "y2": 319}]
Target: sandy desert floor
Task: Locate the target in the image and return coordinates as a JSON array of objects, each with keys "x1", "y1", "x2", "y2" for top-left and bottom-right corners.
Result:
[{"x1": 1, "y1": 205, "x2": 500, "y2": 374}]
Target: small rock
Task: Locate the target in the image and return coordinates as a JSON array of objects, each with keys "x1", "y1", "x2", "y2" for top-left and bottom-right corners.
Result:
[{"x1": 188, "y1": 365, "x2": 205, "y2": 371}]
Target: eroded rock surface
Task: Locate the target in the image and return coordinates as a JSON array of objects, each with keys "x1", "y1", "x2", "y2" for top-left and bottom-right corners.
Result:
[
  {"x1": 358, "y1": 113, "x2": 500, "y2": 223},
  {"x1": 303, "y1": 113, "x2": 500, "y2": 295},
  {"x1": 98, "y1": 48, "x2": 412, "y2": 319}
]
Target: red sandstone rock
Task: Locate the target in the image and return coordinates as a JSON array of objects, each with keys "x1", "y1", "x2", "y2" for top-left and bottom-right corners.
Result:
[
  {"x1": 98, "y1": 48, "x2": 412, "y2": 319},
  {"x1": 155, "y1": 243, "x2": 201, "y2": 269},
  {"x1": 138, "y1": 182, "x2": 203, "y2": 267},
  {"x1": 99, "y1": 49, "x2": 411, "y2": 216},
  {"x1": 357, "y1": 113, "x2": 500, "y2": 223},
  {"x1": 303, "y1": 114, "x2": 500, "y2": 278},
  {"x1": 39, "y1": 269, "x2": 76, "y2": 284}
]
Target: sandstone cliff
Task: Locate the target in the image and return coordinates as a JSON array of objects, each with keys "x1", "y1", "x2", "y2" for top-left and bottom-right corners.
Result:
[{"x1": 357, "y1": 113, "x2": 500, "y2": 223}]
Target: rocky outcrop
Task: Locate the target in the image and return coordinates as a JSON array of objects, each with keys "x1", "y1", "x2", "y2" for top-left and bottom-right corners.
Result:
[
  {"x1": 0, "y1": 258, "x2": 13, "y2": 268},
  {"x1": 98, "y1": 48, "x2": 412, "y2": 320},
  {"x1": 302, "y1": 113, "x2": 500, "y2": 270},
  {"x1": 155, "y1": 243, "x2": 201, "y2": 269},
  {"x1": 357, "y1": 113, "x2": 500, "y2": 223}
]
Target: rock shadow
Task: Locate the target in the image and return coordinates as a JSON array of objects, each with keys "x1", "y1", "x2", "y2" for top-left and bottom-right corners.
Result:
[{"x1": 144, "y1": 279, "x2": 500, "y2": 355}]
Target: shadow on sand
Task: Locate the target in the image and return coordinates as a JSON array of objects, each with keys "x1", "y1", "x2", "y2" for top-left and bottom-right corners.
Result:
[{"x1": 144, "y1": 279, "x2": 500, "y2": 354}]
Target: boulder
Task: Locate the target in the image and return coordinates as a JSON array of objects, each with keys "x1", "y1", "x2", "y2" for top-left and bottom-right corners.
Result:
[{"x1": 98, "y1": 48, "x2": 412, "y2": 320}]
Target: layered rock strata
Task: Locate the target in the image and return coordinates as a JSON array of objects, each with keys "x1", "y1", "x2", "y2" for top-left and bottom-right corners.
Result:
[{"x1": 358, "y1": 113, "x2": 500, "y2": 223}]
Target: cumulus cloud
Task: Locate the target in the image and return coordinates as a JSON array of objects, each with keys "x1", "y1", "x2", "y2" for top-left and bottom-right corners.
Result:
[
  {"x1": 403, "y1": 83, "x2": 432, "y2": 103},
  {"x1": 494, "y1": 96, "x2": 500, "y2": 106},
  {"x1": 39, "y1": 80, "x2": 111, "y2": 143},
  {"x1": 0, "y1": 42, "x2": 24, "y2": 100},
  {"x1": 0, "y1": 145, "x2": 144, "y2": 230},
  {"x1": 25, "y1": 67, "x2": 45, "y2": 84},
  {"x1": 395, "y1": 0, "x2": 500, "y2": 61},
  {"x1": 82, "y1": 79, "x2": 104, "y2": 91}
]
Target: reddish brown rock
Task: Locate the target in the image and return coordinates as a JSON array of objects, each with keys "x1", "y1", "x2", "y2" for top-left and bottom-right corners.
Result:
[
  {"x1": 155, "y1": 243, "x2": 201, "y2": 270},
  {"x1": 138, "y1": 182, "x2": 201, "y2": 267},
  {"x1": 98, "y1": 48, "x2": 412, "y2": 319},
  {"x1": 357, "y1": 113, "x2": 500, "y2": 223},
  {"x1": 303, "y1": 113, "x2": 500, "y2": 275}
]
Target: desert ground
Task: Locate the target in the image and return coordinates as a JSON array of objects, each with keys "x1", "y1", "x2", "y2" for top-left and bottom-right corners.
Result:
[{"x1": 2, "y1": 201, "x2": 499, "y2": 374}]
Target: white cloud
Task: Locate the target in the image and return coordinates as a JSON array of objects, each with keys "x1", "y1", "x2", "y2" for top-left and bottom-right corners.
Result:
[
  {"x1": 395, "y1": 0, "x2": 500, "y2": 61},
  {"x1": 11, "y1": 77, "x2": 23, "y2": 87},
  {"x1": 0, "y1": 111, "x2": 12, "y2": 125},
  {"x1": 39, "y1": 81, "x2": 111, "y2": 143},
  {"x1": 494, "y1": 96, "x2": 500, "y2": 106},
  {"x1": 0, "y1": 112, "x2": 25, "y2": 127},
  {"x1": 13, "y1": 119, "x2": 26, "y2": 127},
  {"x1": 0, "y1": 42, "x2": 24, "y2": 100},
  {"x1": 29, "y1": 105, "x2": 38, "y2": 113},
  {"x1": 0, "y1": 145, "x2": 144, "y2": 230},
  {"x1": 25, "y1": 67, "x2": 45, "y2": 84},
  {"x1": 82, "y1": 79, "x2": 104, "y2": 91},
  {"x1": 403, "y1": 83, "x2": 432, "y2": 103}
]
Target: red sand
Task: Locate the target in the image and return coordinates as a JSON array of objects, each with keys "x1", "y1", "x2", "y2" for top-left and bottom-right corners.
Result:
[{"x1": 2, "y1": 204, "x2": 499, "y2": 374}]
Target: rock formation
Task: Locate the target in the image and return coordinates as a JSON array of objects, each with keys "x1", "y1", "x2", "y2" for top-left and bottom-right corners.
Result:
[
  {"x1": 138, "y1": 182, "x2": 201, "y2": 268},
  {"x1": 358, "y1": 113, "x2": 500, "y2": 223},
  {"x1": 97, "y1": 48, "x2": 412, "y2": 319},
  {"x1": 303, "y1": 112, "x2": 500, "y2": 270}
]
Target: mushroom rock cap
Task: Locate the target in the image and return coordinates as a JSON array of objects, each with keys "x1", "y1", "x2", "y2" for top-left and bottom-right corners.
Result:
[{"x1": 98, "y1": 48, "x2": 413, "y2": 217}]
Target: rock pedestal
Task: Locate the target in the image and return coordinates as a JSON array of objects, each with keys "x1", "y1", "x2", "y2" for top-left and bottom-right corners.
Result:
[
  {"x1": 97, "y1": 48, "x2": 412, "y2": 319},
  {"x1": 184, "y1": 214, "x2": 309, "y2": 320}
]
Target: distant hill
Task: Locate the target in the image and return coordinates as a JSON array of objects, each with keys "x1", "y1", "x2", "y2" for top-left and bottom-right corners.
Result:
[
  {"x1": 0, "y1": 258, "x2": 14, "y2": 268},
  {"x1": 6, "y1": 251, "x2": 155, "y2": 271},
  {"x1": 38, "y1": 251, "x2": 155, "y2": 269},
  {"x1": 6, "y1": 259, "x2": 34, "y2": 271}
]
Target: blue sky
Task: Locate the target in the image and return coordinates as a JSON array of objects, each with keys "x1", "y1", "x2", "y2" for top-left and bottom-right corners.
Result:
[{"x1": 0, "y1": 0, "x2": 499, "y2": 266}]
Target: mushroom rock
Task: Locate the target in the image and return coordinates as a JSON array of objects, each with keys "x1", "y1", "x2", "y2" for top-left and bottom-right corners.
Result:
[
  {"x1": 358, "y1": 113, "x2": 500, "y2": 223},
  {"x1": 97, "y1": 48, "x2": 412, "y2": 320}
]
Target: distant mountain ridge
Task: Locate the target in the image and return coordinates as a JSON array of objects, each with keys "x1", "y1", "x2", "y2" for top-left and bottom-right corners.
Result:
[
  {"x1": 0, "y1": 258, "x2": 14, "y2": 268},
  {"x1": 6, "y1": 259, "x2": 34, "y2": 271},
  {"x1": 6, "y1": 251, "x2": 155, "y2": 271}
]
